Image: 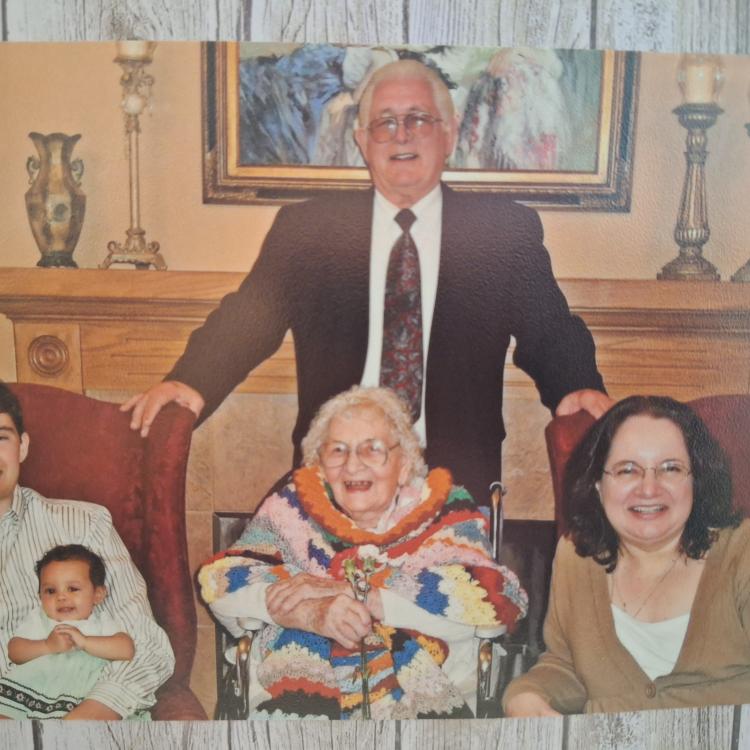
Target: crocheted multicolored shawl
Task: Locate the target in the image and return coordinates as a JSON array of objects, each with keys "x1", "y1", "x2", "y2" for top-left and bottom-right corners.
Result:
[{"x1": 200, "y1": 466, "x2": 527, "y2": 719}]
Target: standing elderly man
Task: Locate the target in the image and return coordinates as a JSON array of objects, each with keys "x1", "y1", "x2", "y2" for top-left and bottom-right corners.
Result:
[{"x1": 123, "y1": 59, "x2": 610, "y2": 505}]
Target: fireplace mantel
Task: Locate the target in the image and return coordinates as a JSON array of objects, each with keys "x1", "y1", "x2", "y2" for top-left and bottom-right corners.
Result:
[{"x1": 1, "y1": 268, "x2": 750, "y2": 399}]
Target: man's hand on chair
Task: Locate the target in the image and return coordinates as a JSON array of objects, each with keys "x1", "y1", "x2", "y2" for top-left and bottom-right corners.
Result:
[
  {"x1": 555, "y1": 389, "x2": 613, "y2": 420},
  {"x1": 121, "y1": 381, "x2": 205, "y2": 438}
]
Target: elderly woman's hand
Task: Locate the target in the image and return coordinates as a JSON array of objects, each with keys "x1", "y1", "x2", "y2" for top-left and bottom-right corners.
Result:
[
  {"x1": 504, "y1": 691, "x2": 561, "y2": 718},
  {"x1": 270, "y1": 593, "x2": 372, "y2": 650},
  {"x1": 266, "y1": 573, "x2": 352, "y2": 619}
]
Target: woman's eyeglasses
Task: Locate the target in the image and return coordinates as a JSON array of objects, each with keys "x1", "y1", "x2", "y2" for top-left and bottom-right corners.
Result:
[
  {"x1": 319, "y1": 438, "x2": 400, "y2": 469},
  {"x1": 602, "y1": 460, "x2": 692, "y2": 488},
  {"x1": 366, "y1": 113, "x2": 442, "y2": 143}
]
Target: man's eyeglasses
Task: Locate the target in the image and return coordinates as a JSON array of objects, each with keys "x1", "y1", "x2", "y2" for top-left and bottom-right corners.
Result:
[
  {"x1": 318, "y1": 438, "x2": 400, "y2": 469},
  {"x1": 602, "y1": 460, "x2": 692, "y2": 488},
  {"x1": 366, "y1": 113, "x2": 442, "y2": 143}
]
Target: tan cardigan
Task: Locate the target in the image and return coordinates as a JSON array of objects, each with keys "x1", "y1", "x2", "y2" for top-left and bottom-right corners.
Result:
[{"x1": 503, "y1": 521, "x2": 750, "y2": 714}]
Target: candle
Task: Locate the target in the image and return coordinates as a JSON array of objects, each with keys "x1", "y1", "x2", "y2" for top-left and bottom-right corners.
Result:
[
  {"x1": 678, "y1": 54, "x2": 723, "y2": 104},
  {"x1": 115, "y1": 41, "x2": 157, "y2": 63}
]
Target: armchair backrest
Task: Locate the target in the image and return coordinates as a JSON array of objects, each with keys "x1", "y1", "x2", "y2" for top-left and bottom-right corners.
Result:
[
  {"x1": 546, "y1": 394, "x2": 750, "y2": 536},
  {"x1": 11, "y1": 383, "x2": 197, "y2": 694},
  {"x1": 689, "y1": 395, "x2": 750, "y2": 516},
  {"x1": 544, "y1": 410, "x2": 595, "y2": 536}
]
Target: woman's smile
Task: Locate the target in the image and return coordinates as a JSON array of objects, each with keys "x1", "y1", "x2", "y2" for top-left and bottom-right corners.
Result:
[{"x1": 344, "y1": 480, "x2": 373, "y2": 492}]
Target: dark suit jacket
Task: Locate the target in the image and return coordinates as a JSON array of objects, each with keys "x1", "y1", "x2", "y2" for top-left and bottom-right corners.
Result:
[{"x1": 169, "y1": 184, "x2": 604, "y2": 503}]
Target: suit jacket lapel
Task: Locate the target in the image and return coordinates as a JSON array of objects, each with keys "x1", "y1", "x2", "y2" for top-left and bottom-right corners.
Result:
[
  {"x1": 424, "y1": 184, "x2": 458, "y2": 433},
  {"x1": 346, "y1": 188, "x2": 375, "y2": 383}
]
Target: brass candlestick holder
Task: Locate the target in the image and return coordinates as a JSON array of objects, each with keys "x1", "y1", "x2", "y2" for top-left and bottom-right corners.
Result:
[
  {"x1": 658, "y1": 103, "x2": 722, "y2": 281},
  {"x1": 102, "y1": 41, "x2": 166, "y2": 270}
]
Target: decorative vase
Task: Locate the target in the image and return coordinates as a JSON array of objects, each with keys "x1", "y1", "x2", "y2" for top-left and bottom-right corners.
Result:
[{"x1": 25, "y1": 132, "x2": 86, "y2": 268}]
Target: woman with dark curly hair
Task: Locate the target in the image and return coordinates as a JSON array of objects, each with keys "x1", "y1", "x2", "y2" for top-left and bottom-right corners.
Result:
[{"x1": 504, "y1": 395, "x2": 750, "y2": 716}]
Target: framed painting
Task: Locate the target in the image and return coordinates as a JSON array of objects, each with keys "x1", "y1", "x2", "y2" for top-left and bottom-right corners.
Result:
[{"x1": 203, "y1": 42, "x2": 639, "y2": 210}]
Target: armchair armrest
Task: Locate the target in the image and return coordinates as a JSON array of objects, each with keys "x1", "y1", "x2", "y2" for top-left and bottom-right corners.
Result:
[{"x1": 152, "y1": 685, "x2": 208, "y2": 720}]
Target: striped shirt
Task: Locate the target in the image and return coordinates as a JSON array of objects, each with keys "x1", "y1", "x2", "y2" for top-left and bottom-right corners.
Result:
[{"x1": 0, "y1": 486, "x2": 174, "y2": 717}]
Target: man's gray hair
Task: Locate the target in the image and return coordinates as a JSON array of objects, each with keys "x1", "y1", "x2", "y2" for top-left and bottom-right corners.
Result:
[
  {"x1": 357, "y1": 59, "x2": 455, "y2": 127},
  {"x1": 301, "y1": 385, "x2": 427, "y2": 483}
]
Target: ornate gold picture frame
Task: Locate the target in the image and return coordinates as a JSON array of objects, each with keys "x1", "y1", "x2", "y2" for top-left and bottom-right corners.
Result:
[{"x1": 202, "y1": 42, "x2": 639, "y2": 210}]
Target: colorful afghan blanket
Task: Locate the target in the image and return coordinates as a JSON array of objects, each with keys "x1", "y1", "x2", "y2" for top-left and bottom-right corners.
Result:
[{"x1": 199, "y1": 466, "x2": 527, "y2": 719}]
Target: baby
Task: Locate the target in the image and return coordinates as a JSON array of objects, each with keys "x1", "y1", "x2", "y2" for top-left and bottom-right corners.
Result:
[{"x1": 0, "y1": 544, "x2": 135, "y2": 719}]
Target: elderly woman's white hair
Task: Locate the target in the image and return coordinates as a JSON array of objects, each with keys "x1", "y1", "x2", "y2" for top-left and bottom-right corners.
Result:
[{"x1": 301, "y1": 386, "x2": 427, "y2": 483}]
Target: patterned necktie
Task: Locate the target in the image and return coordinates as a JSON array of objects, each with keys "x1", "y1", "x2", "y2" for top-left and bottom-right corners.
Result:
[{"x1": 380, "y1": 208, "x2": 422, "y2": 421}]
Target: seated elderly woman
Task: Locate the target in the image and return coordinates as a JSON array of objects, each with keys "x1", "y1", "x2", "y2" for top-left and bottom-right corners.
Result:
[
  {"x1": 504, "y1": 395, "x2": 750, "y2": 716},
  {"x1": 200, "y1": 386, "x2": 527, "y2": 719}
]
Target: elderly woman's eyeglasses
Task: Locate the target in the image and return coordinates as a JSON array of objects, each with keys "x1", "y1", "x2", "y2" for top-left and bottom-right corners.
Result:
[
  {"x1": 602, "y1": 460, "x2": 692, "y2": 488},
  {"x1": 319, "y1": 438, "x2": 400, "y2": 469},
  {"x1": 366, "y1": 113, "x2": 442, "y2": 143}
]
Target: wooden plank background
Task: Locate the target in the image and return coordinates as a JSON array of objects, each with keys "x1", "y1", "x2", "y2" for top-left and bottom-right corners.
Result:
[
  {"x1": 0, "y1": 706, "x2": 747, "y2": 748},
  {"x1": 1, "y1": 0, "x2": 749, "y2": 747},
  {"x1": 0, "y1": 0, "x2": 747, "y2": 52}
]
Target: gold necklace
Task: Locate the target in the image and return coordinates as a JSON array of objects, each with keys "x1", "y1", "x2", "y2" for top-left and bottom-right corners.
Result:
[{"x1": 611, "y1": 555, "x2": 680, "y2": 618}]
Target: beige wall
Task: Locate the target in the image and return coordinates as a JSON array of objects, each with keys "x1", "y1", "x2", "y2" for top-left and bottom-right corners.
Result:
[{"x1": 2, "y1": 43, "x2": 750, "y2": 384}]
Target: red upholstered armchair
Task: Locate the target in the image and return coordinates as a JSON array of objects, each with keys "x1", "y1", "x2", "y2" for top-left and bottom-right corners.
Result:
[
  {"x1": 10, "y1": 382, "x2": 206, "y2": 720},
  {"x1": 546, "y1": 394, "x2": 750, "y2": 536}
]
